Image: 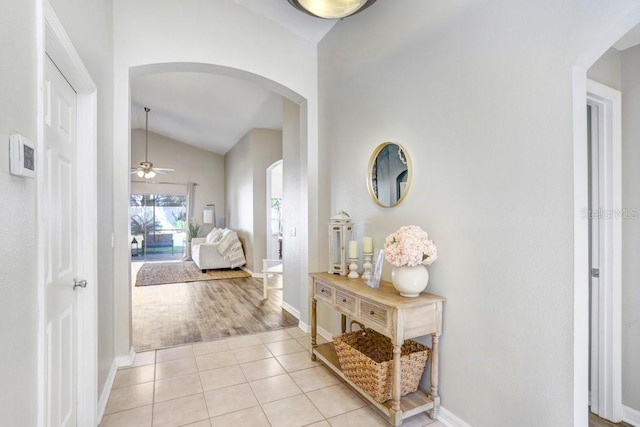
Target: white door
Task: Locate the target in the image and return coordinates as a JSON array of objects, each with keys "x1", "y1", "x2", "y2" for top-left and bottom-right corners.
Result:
[{"x1": 45, "y1": 55, "x2": 79, "y2": 427}]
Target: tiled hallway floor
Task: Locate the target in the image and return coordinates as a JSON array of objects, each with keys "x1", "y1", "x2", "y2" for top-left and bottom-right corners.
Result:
[{"x1": 101, "y1": 327, "x2": 445, "y2": 427}]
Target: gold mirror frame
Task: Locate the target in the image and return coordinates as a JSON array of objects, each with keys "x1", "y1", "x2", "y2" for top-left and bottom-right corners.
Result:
[{"x1": 367, "y1": 142, "x2": 412, "y2": 207}]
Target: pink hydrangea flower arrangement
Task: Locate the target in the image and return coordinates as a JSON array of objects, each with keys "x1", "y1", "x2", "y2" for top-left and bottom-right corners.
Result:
[{"x1": 384, "y1": 225, "x2": 438, "y2": 267}]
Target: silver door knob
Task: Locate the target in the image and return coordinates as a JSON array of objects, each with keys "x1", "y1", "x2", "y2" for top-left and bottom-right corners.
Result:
[{"x1": 73, "y1": 279, "x2": 87, "y2": 290}]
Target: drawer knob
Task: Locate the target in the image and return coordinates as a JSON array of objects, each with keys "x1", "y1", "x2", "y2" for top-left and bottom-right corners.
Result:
[
  {"x1": 342, "y1": 298, "x2": 347, "y2": 303},
  {"x1": 370, "y1": 310, "x2": 375, "y2": 315},
  {"x1": 321, "y1": 289, "x2": 326, "y2": 293}
]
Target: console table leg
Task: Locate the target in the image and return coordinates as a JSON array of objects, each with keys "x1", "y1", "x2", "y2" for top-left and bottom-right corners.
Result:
[
  {"x1": 311, "y1": 299, "x2": 317, "y2": 361},
  {"x1": 428, "y1": 333, "x2": 440, "y2": 419},
  {"x1": 341, "y1": 314, "x2": 346, "y2": 333},
  {"x1": 390, "y1": 343, "x2": 402, "y2": 425}
]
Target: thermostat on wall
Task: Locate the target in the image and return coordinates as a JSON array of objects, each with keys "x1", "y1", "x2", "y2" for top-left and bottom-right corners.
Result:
[{"x1": 10, "y1": 134, "x2": 36, "y2": 178}]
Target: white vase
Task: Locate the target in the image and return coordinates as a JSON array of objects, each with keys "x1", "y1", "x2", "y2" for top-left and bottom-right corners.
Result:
[{"x1": 391, "y1": 265, "x2": 429, "y2": 297}]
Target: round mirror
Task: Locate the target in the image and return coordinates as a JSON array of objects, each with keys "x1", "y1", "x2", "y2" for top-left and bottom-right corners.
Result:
[{"x1": 367, "y1": 142, "x2": 412, "y2": 207}]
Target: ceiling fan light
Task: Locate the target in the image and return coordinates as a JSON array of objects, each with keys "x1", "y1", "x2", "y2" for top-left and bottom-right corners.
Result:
[
  {"x1": 145, "y1": 170, "x2": 156, "y2": 179},
  {"x1": 136, "y1": 170, "x2": 145, "y2": 178},
  {"x1": 290, "y1": 0, "x2": 375, "y2": 19}
]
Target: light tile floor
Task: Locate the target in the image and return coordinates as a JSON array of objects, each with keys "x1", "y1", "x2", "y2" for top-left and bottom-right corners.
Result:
[{"x1": 101, "y1": 327, "x2": 445, "y2": 427}]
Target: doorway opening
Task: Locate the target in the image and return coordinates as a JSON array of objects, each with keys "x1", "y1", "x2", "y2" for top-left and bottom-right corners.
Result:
[
  {"x1": 586, "y1": 80, "x2": 622, "y2": 422},
  {"x1": 267, "y1": 160, "x2": 283, "y2": 261}
]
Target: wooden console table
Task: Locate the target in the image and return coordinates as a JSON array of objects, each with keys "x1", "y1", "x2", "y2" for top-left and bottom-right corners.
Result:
[{"x1": 310, "y1": 272, "x2": 444, "y2": 426}]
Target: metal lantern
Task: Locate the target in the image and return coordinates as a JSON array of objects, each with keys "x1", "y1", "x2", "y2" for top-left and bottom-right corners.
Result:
[
  {"x1": 328, "y1": 211, "x2": 353, "y2": 275},
  {"x1": 131, "y1": 237, "x2": 139, "y2": 257}
]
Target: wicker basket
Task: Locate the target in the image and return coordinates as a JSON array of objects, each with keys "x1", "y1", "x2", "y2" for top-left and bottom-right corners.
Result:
[{"x1": 333, "y1": 321, "x2": 430, "y2": 403}]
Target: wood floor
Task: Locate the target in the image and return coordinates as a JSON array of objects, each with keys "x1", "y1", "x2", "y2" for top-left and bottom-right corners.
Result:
[
  {"x1": 589, "y1": 412, "x2": 633, "y2": 427},
  {"x1": 132, "y1": 263, "x2": 297, "y2": 351}
]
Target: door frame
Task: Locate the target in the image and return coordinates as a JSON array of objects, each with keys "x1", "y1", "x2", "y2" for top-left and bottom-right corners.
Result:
[
  {"x1": 38, "y1": 2, "x2": 98, "y2": 426},
  {"x1": 586, "y1": 79, "x2": 622, "y2": 422}
]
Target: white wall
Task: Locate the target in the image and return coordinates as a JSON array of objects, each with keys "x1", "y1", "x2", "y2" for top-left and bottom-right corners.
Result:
[
  {"x1": 251, "y1": 129, "x2": 283, "y2": 271},
  {"x1": 620, "y1": 44, "x2": 640, "y2": 412},
  {"x1": 131, "y1": 128, "x2": 225, "y2": 234},
  {"x1": 225, "y1": 128, "x2": 282, "y2": 272},
  {"x1": 0, "y1": 2, "x2": 39, "y2": 424},
  {"x1": 282, "y1": 99, "x2": 306, "y2": 318},
  {"x1": 225, "y1": 131, "x2": 254, "y2": 267},
  {"x1": 113, "y1": 0, "x2": 319, "y2": 356},
  {"x1": 318, "y1": 1, "x2": 639, "y2": 425}
]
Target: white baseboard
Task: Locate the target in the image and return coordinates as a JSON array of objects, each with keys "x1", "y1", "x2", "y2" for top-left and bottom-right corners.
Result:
[
  {"x1": 115, "y1": 347, "x2": 135, "y2": 368},
  {"x1": 97, "y1": 359, "x2": 118, "y2": 423},
  {"x1": 438, "y1": 406, "x2": 472, "y2": 427},
  {"x1": 298, "y1": 319, "x2": 310, "y2": 333},
  {"x1": 317, "y1": 325, "x2": 334, "y2": 342},
  {"x1": 281, "y1": 301, "x2": 300, "y2": 319},
  {"x1": 624, "y1": 405, "x2": 640, "y2": 426}
]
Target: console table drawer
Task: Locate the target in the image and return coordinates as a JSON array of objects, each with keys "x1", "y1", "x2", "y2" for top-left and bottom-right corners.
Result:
[
  {"x1": 360, "y1": 299, "x2": 388, "y2": 329},
  {"x1": 335, "y1": 289, "x2": 357, "y2": 315},
  {"x1": 315, "y1": 281, "x2": 333, "y2": 303}
]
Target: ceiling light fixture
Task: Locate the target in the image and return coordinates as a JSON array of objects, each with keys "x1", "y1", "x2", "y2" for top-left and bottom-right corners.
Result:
[
  {"x1": 131, "y1": 107, "x2": 175, "y2": 180},
  {"x1": 286, "y1": 0, "x2": 376, "y2": 19}
]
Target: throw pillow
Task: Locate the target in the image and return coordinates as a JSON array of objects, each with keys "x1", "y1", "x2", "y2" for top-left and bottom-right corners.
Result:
[{"x1": 205, "y1": 228, "x2": 219, "y2": 244}]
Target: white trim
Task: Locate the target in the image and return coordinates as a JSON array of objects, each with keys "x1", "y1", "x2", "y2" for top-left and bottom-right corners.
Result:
[
  {"x1": 587, "y1": 79, "x2": 623, "y2": 422},
  {"x1": 97, "y1": 360, "x2": 118, "y2": 423},
  {"x1": 438, "y1": 406, "x2": 472, "y2": 427},
  {"x1": 36, "y1": 3, "x2": 45, "y2": 425},
  {"x1": 39, "y1": 2, "x2": 98, "y2": 427},
  {"x1": 282, "y1": 301, "x2": 300, "y2": 320},
  {"x1": 623, "y1": 405, "x2": 640, "y2": 427},
  {"x1": 572, "y1": 66, "x2": 591, "y2": 427},
  {"x1": 297, "y1": 320, "x2": 310, "y2": 334},
  {"x1": 115, "y1": 347, "x2": 136, "y2": 368}
]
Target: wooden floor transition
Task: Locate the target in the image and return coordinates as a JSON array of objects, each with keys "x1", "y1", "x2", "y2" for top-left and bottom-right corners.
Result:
[{"x1": 132, "y1": 262, "x2": 296, "y2": 351}]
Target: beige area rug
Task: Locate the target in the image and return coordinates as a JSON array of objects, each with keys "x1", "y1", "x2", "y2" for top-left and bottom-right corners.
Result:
[{"x1": 135, "y1": 261, "x2": 250, "y2": 286}]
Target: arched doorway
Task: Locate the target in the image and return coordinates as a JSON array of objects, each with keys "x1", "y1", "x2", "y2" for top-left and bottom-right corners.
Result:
[{"x1": 118, "y1": 62, "x2": 311, "y2": 353}]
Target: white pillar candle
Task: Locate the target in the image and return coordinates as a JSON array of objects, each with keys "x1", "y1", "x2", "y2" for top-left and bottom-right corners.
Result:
[
  {"x1": 363, "y1": 236, "x2": 373, "y2": 253},
  {"x1": 348, "y1": 240, "x2": 358, "y2": 258}
]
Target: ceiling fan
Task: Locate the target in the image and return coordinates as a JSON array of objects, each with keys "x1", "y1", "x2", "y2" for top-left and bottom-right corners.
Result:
[{"x1": 131, "y1": 107, "x2": 175, "y2": 179}]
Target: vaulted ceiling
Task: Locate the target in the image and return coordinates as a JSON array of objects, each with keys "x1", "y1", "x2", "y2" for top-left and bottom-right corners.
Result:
[{"x1": 130, "y1": 0, "x2": 337, "y2": 155}]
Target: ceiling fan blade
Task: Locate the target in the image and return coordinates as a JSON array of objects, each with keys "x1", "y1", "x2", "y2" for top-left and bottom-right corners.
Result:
[
  {"x1": 154, "y1": 167, "x2": 175, "y2": 172},
  {"x1": 154, "y1": 169, "x2": 169, "y2": 175}
]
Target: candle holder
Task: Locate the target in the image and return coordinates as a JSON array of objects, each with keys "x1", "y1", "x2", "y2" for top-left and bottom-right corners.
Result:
[
  {"x1": 348, "y1": 257, "x2": 360, "y2": 278},
  {"x1": 361, "y1": 251, "x2": 374, "y2": 281}
]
